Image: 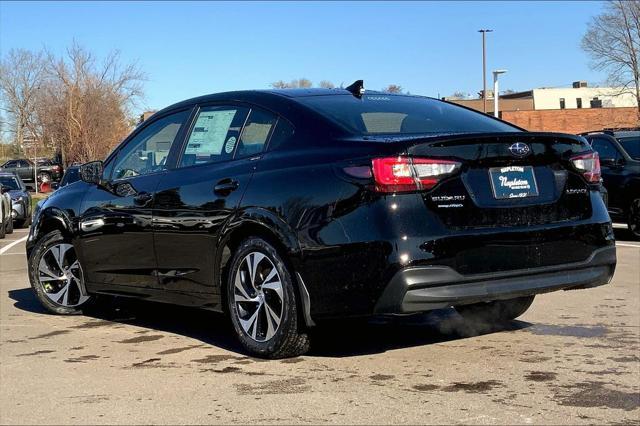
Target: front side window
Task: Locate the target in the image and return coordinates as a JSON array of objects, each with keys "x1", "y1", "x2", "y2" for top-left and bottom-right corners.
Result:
[
  {"x1": 179, "y1": 106, "x2": 249, "y2": 167},
  {"x1": 111, "y1": 110, "x2": 188, "y2": 180},
  {"x1": 3, "y1": 160, "x2": 18, "y2": 168},
  {"x1": 298, "y1": 94, "x2": 518, "y2": 136}
]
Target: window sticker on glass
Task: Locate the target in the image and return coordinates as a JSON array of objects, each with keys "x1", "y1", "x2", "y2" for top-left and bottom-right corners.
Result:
[
  {"x1": 225, "y1": 136, "x2": 237, "y2": 154},
  {"x1": 185, "y1": 110, "x2": 237, "y2": 156}
]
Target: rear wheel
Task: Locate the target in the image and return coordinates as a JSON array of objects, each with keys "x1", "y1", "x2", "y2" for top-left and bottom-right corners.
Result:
[
  {"x1": 628, "y1": 198, "x2": 640, "y2": 240},
  {"x1": 226, "y1": 237, "x2": 309, "y2": 358},
  {"x1": 6, "y1": 215, "x2": 13, "y2": 234},
  {"x1": 0, "y1": 216, "x2": 5, "y2": 239},
  {"x1": 455, "y1": 295, "x2": 535, "y2": 323},
  {"x1": 16, "y1": 214, "x2": 32, "y2": 228},
  {"x1": 37, "y1": 172, "x2": 51, "y2": 183},
  {"x1": 28, "y1": 230, "x2": 92, "y2": 315}
]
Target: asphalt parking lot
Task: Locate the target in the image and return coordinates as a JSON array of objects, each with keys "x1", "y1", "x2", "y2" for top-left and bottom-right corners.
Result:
[{"x1": 1, "y1": 227, "x2": 639, "y2": 425}]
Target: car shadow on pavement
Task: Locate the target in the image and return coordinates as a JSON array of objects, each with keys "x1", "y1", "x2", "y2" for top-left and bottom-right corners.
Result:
[{"x1": 8, "y1": 287, "x2": 531, "y2": 357}]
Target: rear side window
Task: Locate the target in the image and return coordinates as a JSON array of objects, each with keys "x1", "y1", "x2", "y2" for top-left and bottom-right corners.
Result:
[
  {"x1": 299, "y1": 94, "x2": 518, "y2": 136},
  {"x1": 591, "y1": 138, "x2": 620, "y2": 161},
  {"x1": 180, "y1": 106, "x2": 249, "y2": 167},
  {"x1": 617, "y1": 137, "x2": 640, "y2": 160},
  {"x1": 236, "y1": 108, "x2": 278, "y2": 158}
]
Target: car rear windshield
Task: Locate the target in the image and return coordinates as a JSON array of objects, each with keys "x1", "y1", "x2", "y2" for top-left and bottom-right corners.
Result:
[
  {"x1": 298, "y1": 94, "x2": 519, "y2": 136},
  {"x1": 617, "y1": 137, "x2": 640, "y2": 160}
]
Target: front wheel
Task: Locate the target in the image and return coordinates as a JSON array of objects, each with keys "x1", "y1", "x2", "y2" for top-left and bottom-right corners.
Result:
[
  {"x1": 226, "y1": 237, "x2": 310, "y2": 358},
  {"x1": 628, "y1": 198, "x2": 640, "y2": 240},
  {"x1": 455, "y1": 295, "x2": 535, "y2": 323},
  {"x1": 6, "y1": 215, "x2": 13, "y2": 234},
  {"x1": 28, "y1": 230, "x2": 92, "y2": 315}
]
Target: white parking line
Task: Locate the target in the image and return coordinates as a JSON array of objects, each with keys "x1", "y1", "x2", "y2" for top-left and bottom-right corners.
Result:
[
  {"x1": 0, "y1": 236, "x2": 27, "y2": 255},
  {"x1": 616, "y1": 242, "x2": 640, "y2": 248}
]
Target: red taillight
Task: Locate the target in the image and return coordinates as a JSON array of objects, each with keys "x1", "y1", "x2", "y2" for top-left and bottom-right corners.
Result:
[
  {"x1": 371, "y1": 156, "x2": 461, "y2": 193},
  {"x1": 571, "y1": 152, "x2": 601, "y2": 183},
  {"x1": 52, "y1": 165, "x2": 61, "y2": 171}
]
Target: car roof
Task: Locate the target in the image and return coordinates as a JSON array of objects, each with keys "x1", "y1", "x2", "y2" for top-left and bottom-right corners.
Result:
[{"x1": 155, "y1": 88, "x2": 431, "y2": 115}]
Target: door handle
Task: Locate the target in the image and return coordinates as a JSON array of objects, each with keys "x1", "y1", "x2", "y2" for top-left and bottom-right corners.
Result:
[
  {"x1": 133, "y1": 192, "x2": 153, "y2": 206},
  {"x1": 214, "y1": 179, "x2": 239, "y2": 195}
]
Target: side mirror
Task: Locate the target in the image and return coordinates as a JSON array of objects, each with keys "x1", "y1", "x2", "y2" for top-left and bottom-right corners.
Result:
[
  {"x1": 79, "y1": 161, "x2": 104, "y2": 185},
  {"x1": 0, "y1": 185, "x2": 7, "y2": 195}
]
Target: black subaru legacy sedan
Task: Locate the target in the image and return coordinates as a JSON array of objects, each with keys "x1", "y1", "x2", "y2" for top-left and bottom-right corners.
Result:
[{"x1": 26, "y1": 84, "x2": 616, "y2": 358}]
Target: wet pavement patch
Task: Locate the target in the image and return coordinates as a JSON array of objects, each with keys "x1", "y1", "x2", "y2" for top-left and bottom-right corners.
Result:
[
  {"x1": 72, "y1": 320, "x2": 113, "y2": 329},
  {"x1": 29, "y1": 330, "x2": 70, "y2": 339},
  {"x1": 527, "y1": 324, "x2": 608, "y2": 338},
  {"x1": 132, "y1": 358, "x2": 161, "y2": 367},
  {"x1": 609, "y1": 355, "x2": 640, "y2": 363},
  {"x1": 412, "y1": 384, "x2": 440, "y2": 392},
  {"x1": 117, "y1": 335, "x2": 164, "y2": 344},
  {"x1": 157, "y1": 345, "x2": 204, "y2": 355},
  {"x1": 370, "y1": 374, "x2": 395, "y2": 381},
  {"x1": 192, "y1": 354, "x2": 243, "y2": 363},
  {"x1": 235, "y1": 377, "x2": 311, "y2": 395},
  {"x1": 280, "y1": 357, "x2": 304, "y2": 364},
  {"x1": 442, "y1": 380, "x2": 503, "y2": 393},
  {"x1": 555, "y1": 381, "x2": 640, "y2": 411},
  {"x1": 525, "y1": 371, "x2": 557, "y2": 382},
  {"x1": 65, "y1": 355, "x2": 100, "y2": 363},
  {"x1": 16, "y1": 350, "x2": 55, "y2": 357}
]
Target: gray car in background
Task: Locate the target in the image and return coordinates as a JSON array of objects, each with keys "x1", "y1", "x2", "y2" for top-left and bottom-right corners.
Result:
[{"x1": 0, "y1": 172, "x2": 32, "y2": 228}]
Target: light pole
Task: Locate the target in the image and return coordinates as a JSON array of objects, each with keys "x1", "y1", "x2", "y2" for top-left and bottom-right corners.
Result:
[
  {"x1": 493, "y1": 69, "x2": 507, "y2": 118},
  {"x1": 478, "y1": 29, "x2": 493, "y2": 114}
]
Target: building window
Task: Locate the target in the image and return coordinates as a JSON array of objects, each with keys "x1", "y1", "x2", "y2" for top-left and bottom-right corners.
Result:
[
  {"x1": 576, "y1": 98, "x2": 582, "y2": 109},
  {"x1": 560, "y1": 98, "x2": 566, "y2": 109},
  {"x1": 590, "y1": 97, "x2": 603, "y2": 108}
]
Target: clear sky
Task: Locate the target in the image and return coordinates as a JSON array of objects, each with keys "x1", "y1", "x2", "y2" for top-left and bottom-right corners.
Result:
[{"x1": 1, "y1": 1, "x2": 606, "y2": 113}]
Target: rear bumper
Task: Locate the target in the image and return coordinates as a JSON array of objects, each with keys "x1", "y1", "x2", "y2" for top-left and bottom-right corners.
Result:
[{"x1": 374, "y1": 245, "x2": 616, "y2": 314}]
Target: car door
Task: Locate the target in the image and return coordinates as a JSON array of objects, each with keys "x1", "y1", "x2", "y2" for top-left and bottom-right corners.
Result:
[
  {"x1": 590, "y1": 136, "x2": 626, "y2": 212},
  {"x1": 152, "y1": 104, "x2": 279, "y2": 301},
  {"x1": 77, "y1": 109, "x2": 191, "y2": 292},
  {"x1": 17, "y1": 160, "x2": 33, "y2": 181}
]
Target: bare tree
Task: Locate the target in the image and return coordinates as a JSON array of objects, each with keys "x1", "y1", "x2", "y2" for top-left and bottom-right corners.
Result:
[
  {"x1": 319, "y1": 80, "x2": 335, "y2": 89},
  {"x1": 450, "y1": 91, "x2": 469, "y2": 99},
  {"x1": 35, "y1": 43, "x2": 146, "y2": 165},
  {"x1": 270, "y1": 78, "x2": 313, "y2": 89},
  {"x1": 582, "y1": 0, "x2": 640, "y2": 116},
  {"x1": 0, "y1": 49, "x2": 46, "y2": 154},
  {"x1": 382, "y1": 84, "x2": 403, "y2": 94}
]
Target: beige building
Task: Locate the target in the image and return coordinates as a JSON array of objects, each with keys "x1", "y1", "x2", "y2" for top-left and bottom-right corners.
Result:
[{"x1": 501, "y1": 81, "x2": 637, "y2": 110}]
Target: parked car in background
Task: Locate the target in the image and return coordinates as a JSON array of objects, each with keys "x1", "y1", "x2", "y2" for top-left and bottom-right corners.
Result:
[
  {"x1": 0, "y1": 172, "x2": 32, "y2": 228},
  {"x1": 51, "y1": 165, "x2": 81, "y2": 191},
  {"x1": 0, "y1": 179, "x2": 13, "y2": 238},
  {"x1": 27, "y1": 85, "x2": 616, "y2": 358},
  {"x1": 0, "y1": 158, "x2": 63, "y2": 185},
  {"x1": 581, "y1": 130, "x2": 640, "y2": 239}
]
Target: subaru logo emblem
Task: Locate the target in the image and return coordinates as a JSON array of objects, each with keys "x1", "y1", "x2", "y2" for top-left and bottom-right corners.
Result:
[{"x1": 508, "y1": 142, "x2": 531, "y2": 158}]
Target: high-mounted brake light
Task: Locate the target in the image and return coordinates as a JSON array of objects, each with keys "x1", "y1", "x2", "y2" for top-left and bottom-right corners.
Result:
[
  {"x1": 371, "y1": 156, "x2": 461, "y2": 193},
  {"x1": 571, "y1": 152, "x2": 601, "y2": 183}
]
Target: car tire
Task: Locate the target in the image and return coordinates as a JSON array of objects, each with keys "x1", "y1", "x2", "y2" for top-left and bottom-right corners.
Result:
[
  {"x1": 16, "y1": 215, "x2": 31, "y2": 229},
  {"x1": 37, "y1": 172, "x2": 51, "y2": 183},
  {"x1": 226, "y1": 237, "x2": 310, "y2": 358},
  {"x1": 28, "y1": 230, "x2": 93, "y2": 315},
  {"x1": 6, "y1": 215, "x2": 13, "y2": 234},
  {"x1": 0, "y1": 217, "x2": 5, "y2": 239},
  {"x1": 627, "y1": 198, "x2": 640, "y2": 240},
  {"x1": 455, "y1": 295, "x2": 535, "y2": 323}
]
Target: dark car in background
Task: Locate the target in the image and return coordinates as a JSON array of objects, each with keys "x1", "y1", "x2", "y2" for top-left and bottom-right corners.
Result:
[
  {"x1": 0, "y1": 172, "x2": 32, "y2": 228},
  {"x1": 0, "y1": 158, "x2": 63, "y2": 185},
  {"x1": 581, "y1": 130, "x2": 640, "y2": 239},
  {"x1": 26, "y1": 85, "x2": 616, "y2": 358},
  {"x1": 51, "y1": 165, "x2": 81, "y2": 191}
]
